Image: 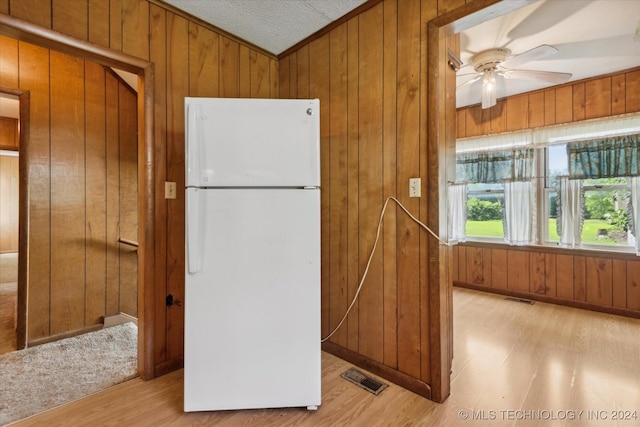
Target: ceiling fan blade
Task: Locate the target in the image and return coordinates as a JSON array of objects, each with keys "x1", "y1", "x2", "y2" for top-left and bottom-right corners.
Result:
[
  {"x1": 501, "y1": 44, "x2": 558, "y2": 69},
  {"x1": 481, "y1": 71, "x2": 496, "y2": 109},
  {"x1": 456, "y1": 75, "x2": 482, "y2": 90},
  {"x1": 502, "y1": 69, "x2": 572, "y2": 84},
  {"x1": 506, "y1": 1, "x2": 591, "y2": 40}
]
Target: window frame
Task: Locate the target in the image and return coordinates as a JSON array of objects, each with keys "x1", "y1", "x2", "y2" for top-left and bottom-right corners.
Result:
[
  {"x1": 580, "y1": 180, "x2": 632, "y2": 249},
  {"x1": 461, "y1": 145, "x2": 636, "y2": 253}
]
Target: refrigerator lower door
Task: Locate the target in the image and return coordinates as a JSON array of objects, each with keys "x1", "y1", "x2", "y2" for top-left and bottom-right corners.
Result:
[{"x1": 184, "y1": 188, "x2": 321, "y2": 412}]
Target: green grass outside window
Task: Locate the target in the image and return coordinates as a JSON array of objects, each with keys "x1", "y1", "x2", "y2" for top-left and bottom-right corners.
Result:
[{"x1": 466, "y1": 219, "x2": 627, "y2": 246}]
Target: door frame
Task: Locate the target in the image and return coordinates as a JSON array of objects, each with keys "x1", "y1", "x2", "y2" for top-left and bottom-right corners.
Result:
[
  {"x1": 426, "y1": 0, "x2": 538, "y2": 401},
  {"x1": 0, "y1": 13, "x2": 156, "y2": 380},
  {"x1": 0, "y1": 85, "x2": 29, "y2": 350}
]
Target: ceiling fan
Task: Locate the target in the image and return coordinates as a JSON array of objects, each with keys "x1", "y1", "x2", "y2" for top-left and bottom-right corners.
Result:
[{"x1": 456, "y1": 44, "x2": 572, "y2": 109}]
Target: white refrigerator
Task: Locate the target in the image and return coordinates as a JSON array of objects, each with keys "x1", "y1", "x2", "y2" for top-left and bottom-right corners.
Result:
[{"x1": 183, "y1": 97, "x2": 321, "y2": 412}]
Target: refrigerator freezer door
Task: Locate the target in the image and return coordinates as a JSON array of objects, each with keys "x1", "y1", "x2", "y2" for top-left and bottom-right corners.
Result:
[
  {"x1": 185, "y1": 98, "x2": 320, "y2": 188},
  {"x1": 184, "y1": 188, "x2": 321, "y2": 411}
]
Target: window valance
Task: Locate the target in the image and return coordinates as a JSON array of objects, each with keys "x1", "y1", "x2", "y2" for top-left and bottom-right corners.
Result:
[
  {"x1": 456, "y1": 148, "x2": 534, "y2": 183},
  {"x1": 568, "y1": 134, "x2": 640, "y2": 179}
]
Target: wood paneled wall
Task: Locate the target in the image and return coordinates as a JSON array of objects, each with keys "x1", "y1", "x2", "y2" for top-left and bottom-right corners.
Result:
[
  {"x1": 0, "y1": 117, "x2": 18, "y2": 150},
  {"x1": 0, "y1": 154, "x2": 18, "y2": 253},
  {"x1": 0, "y1": 0, "x2": 279, "y2": 373},
  {"x1": 454, "y1": 67, "x2": 640, "y2": 315},
  {"x1": 0, "y1": 34, "x2": 139, "y2": 342},
  {"x1": 0, "y1": 117, "x2": 19, "y2": 253},
  {"x1": 457, "y1": 68, "x2": 640, "y2": 138},
  {"x1": 452, "y1": 245, "x2": 640, "y2": 316},
  {"x1": 279, "y1": 0, "x2": 462, "y2": 399}
]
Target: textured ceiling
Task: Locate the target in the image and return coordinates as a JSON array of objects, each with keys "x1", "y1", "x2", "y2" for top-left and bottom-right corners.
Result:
[{"x1": 162, "y1": 0, "x2": 368, "y2": 55}]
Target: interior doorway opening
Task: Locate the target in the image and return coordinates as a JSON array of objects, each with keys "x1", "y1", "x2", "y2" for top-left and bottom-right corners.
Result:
[
  {"x1": 0, "y1": 13, "x2": 155, "y2": 381},
  {"x1": 0, "y1": 21, "x2": 152, "y2": 422},
  {"x1": 0, "y1": 92, "x2": 20, "y2": 354},
  {"x1": 0, "y1": 11, "x2": 155, "y2": 424}
]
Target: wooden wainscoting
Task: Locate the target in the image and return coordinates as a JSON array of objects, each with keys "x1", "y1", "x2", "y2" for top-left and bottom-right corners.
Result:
[{"x1": 452, "y1": 244, "x2": 640, "y2": 318}]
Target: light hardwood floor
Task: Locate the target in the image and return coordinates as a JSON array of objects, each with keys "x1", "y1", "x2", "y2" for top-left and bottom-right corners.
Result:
[{"x1": 10, "y1": 287, "x2": 640, "y2": 426}]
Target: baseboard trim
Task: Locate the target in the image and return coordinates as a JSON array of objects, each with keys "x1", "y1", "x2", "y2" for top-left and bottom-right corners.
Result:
[
  {"x1": 28, "y1": 324, "x2": 104, "y2": 347},
  {"x1": 155, "y1": 357, "x2": 183, "y2": 377},
  {"x1": 454, "y1": 282, "x2": 640, "y2": 319},
  {"x1": 104, "y1": 312, "x2": 138, "y2": 328},
  {"x1": 322, "y1": 341, "x2": 432, "y2": 400}
]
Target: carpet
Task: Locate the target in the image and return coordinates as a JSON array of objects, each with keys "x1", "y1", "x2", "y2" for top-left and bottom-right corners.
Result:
[{"x1": 0, "y1": 322, "x2": 138, "y2": 426}]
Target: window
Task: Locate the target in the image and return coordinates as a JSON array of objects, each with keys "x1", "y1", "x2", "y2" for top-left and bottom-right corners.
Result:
[
  {"x1": 455, "y1": 118, "x2": 640, "y2": 254},
  {"x1": 466, "y1": 183, "x2": 504, "y2": 239},
  {"x1": 582, "y1": 178, "x2": 631, "y2": 246},
  {"x1": 543, "y1": 145, "x2": 633, "y2": 248}
]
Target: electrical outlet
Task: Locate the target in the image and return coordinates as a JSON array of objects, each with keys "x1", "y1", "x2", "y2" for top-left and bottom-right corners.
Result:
[
  {"x1": 165, "y1": 181, "x2": 177, "y2": 199},
  {"x1": 409, "y1": 178, "x2": 421, "y2": 198}
]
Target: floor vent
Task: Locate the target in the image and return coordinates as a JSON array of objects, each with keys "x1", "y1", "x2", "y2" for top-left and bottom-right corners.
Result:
[
  {"x1": 341, "y1": 368, "x2": 388, "y2": 395},
  {"x1": 505, "y1": 296, "x2": 534, "y2": 305}
]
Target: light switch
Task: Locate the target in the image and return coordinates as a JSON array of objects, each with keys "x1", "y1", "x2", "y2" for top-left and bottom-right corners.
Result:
[
  {"x1": 165, "y1": 181, "x2": 177, "y2": 199},
  {"x1": 409, "y1": 178, "x2": 421, "y2": 198}
]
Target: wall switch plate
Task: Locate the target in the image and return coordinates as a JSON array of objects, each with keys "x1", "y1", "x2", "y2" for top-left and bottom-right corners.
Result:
[
  {"x1": 409, "y1": 178, "x2": 421, "y2": 197},
  {"x1": 165, "y1": 181, "x2": 177, "y2": 199}
]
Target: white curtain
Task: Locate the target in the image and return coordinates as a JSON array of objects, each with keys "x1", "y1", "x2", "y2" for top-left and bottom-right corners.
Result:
[
  {"x1": 558, "y1": 177, "x2": 583, "y2": 248},
  {"x1": 631, "y1": 176, "x2": 640, "y2": 255},
  {"x1": 504, "y1": 181, "x2": 535, "y2": 245},
  {"x1": 448, "y1": 183, "x2": 467, "y2": 243}
]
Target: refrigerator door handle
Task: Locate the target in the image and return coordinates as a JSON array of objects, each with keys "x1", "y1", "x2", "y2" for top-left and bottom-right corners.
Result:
[
  {"x1": 186, "y1": 103, "x2": 202, "y2": 186},
  {"x1": 186, "y1": 188, "x2": 203, "y2": 274}
]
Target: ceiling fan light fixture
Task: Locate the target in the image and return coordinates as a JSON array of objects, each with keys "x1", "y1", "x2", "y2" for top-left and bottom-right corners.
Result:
[
  {"x1": 482, "y1": 70, "x2": 497, "y2": 109},
  {"x1": 459, "y1": 45, "x2": 570, "y2": 110},
  {"x1": 471, "y1": 48, "x2": 510, "y2": 73},
  {"x1": 470, "y1": 49, "x2": 508, "y2": 109},
  {"x1": 483, "y1": 70, "x2": 496, "y2": 90}
]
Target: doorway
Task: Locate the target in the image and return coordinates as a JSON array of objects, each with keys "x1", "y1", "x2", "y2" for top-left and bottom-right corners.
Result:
[
  {"x1": 0, "y1": 11, "x2": 155, "y2": 379},
  {"x1": 0, "y1": 29, "x2": 152, "y2": 421},
  {"x1": 0, "y1": 94, "x2": 20, "y2": 353}
]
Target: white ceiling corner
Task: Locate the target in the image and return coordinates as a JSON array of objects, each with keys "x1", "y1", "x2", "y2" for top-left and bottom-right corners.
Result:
[{"x1": 162, "y1": 0, "x2": 368, "y2": 55}]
